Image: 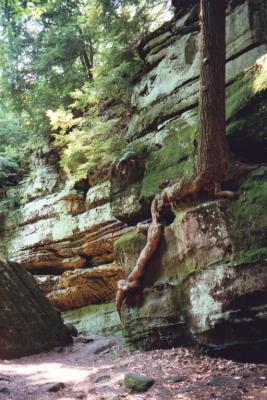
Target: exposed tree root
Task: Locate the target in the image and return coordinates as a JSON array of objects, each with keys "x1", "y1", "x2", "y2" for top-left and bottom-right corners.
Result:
[
  {"x1": 115, "y1": 160, "x2": 260, "y2": 319},
  {"x1": 116, "y1": 195, "x2": 162, "y2": 319},
  {"x1": 214, "y1": 182, "x2": 235, "y2": 199}
]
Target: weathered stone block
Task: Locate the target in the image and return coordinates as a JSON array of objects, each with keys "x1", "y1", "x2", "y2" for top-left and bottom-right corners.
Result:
[{"x1": 0, "y1": 260, "x2": 71, "y2": 359}]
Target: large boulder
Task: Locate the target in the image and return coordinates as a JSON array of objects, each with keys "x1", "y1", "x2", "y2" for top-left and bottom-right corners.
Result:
[{"x1": 0, "y1": 260, "x2": 71, "y2": 359}]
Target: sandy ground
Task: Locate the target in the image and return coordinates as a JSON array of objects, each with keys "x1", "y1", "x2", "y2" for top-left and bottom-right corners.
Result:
[{"x1": 1, "y1": 335, "x2": 267, "y2": 400}]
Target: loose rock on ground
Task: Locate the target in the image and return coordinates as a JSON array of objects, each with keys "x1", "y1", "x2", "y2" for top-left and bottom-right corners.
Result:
[{"x1": 0, "y1": 335, "x2": 267, "y2": 399}]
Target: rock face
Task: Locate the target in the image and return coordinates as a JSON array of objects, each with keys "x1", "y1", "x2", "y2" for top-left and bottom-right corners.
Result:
[
  {"x1": 0, "y1": 152, "x2": 130, "y2": 335},
  {"x1": 110, "y1": 0, "x2": 267, "y2": 353},
  {"x1": 0, "y1": 0, "x2": 267, "y2": 350},
  {"x1": 117, "y1": 168, "x2": 267, "y2": 352},
  {"x1": 0, "y1": 259, "x2": 71, "y2": 359},
  {"x1": 184, "y1": 264, "x2": 267, "y2": 355},
  {"x1": 62, "y1": 302, "x2": 121, "y2": 337},
  {"x1": 1, "y1": 176, "x2": 129, "y2": 272}
]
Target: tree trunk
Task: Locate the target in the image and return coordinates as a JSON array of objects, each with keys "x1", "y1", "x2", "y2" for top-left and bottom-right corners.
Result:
[
  {"x1": 78, "y1": 27, "x2": 93, "y2": 81},
  {"x1": 80, "y1": 49, "x2": 93, "y2": 81},
  {"x1": 197, "y1": 0, "x2": 232, "y2": 184},
  {"x1": 0, "y1": 260, "x2": 71, "y2": 359}
]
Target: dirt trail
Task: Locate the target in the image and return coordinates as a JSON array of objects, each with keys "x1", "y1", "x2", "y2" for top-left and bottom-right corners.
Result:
[{"x1": 1, "y1": 335, "x2": 267, "y2": 400}]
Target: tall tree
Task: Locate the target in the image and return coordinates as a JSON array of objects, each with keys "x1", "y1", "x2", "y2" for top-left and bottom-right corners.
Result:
[{"x1": 197, "y1": 0, "x2": 233, "y2": 193}]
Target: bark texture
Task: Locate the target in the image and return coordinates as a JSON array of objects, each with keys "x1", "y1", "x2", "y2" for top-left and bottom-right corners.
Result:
[
  {"x1": 0, "y1": 260, "x2": 71, "y2": 359},
  {"x1": 197, "y1": 0, "x2": 232, "y2": 184}
]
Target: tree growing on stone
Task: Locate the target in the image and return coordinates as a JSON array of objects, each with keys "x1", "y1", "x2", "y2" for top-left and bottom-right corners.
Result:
[{"x1": 116, "y1": 0, "x2": 254, "y2": 317}]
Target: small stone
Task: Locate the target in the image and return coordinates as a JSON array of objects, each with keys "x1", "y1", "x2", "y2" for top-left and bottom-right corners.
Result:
[
  {"x1": 65, "y1": 323, "x2": 78, "y2": 337},
  {"x1": 45, "y1": 382, "x2": 65, "y2": 392},
  {"x1": 165, "y1": 375, "x2": 185, "y2": 383},
  {"x1": 74, "y1": 392, "x2": 86, "y2": 399},
  {"x1": 95, "y1": 375, "x2": 110, "y2": 384},
  {"x1": 208, "y1": 376, "x2": 226, "y2": 387},
  {"x1": 118, "y1": 361, "x2": 129, "y2": 368},
  {"x1": 76, "y1": 336, "x2": 94, "y2": 344},
  {"x1": 92, "y1": 340, "x2": 115, "y2": 355},
  {"x1": 56, "y1": 347, "x2": 64, "y2": 353},
  {"x1": 0, "y1": 375, "x2": 11, "y2": 382},
  {"x1": 124, "y1": 372, "x2": 155, "y2": 393},
  {"x1": 0, "y1": 385, "x2": 10, "y2": 394},
  {"x1": 100, "y1": 395, "x2": 120, "y2": 400}
]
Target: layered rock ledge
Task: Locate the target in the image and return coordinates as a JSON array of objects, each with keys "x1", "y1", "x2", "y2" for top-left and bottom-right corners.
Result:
[{"x1": 36, "y1": 263, "x2": 124, "y2": 311}]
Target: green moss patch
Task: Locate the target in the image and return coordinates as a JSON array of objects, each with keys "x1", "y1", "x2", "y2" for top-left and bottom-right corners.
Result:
[
  {"x1": 226, "y1": 64, "x2": 267, "y2": 118},
  {"x1": 124, "y1": 372, "x2": 155, "y2": 392},
  {"x1": 140, "y1": 124, "x2": 197, "y2": 199},
  {"x1": 231, "y1": 167, "x2": 267, "y2": 265},
  {"x1": 114, "y1": 230, "x2": 146, "y2": 253},
  {"x1": 226, "y1": 69, "x2": 254, "y2": 119},
  {"x1": 226, "y1": 65, "x2": 267, "y2": 145}
]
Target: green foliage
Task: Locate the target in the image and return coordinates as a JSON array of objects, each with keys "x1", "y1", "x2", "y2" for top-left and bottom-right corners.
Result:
[
  {"x1": 0, "y1": 0, "x2": 173, "y2": 180},
  {"x1": 94, "y1": 48, "x2": 143, "y2": 104},
  {"x1": 0, "y1": 102, "x2": 28, "y2": 154},
  {"x1": 48, "y1": 87, "x2": 127, "y2": 183},
  {"x1": 0, "y1": 155, "x2": 19, "y2": 187}
]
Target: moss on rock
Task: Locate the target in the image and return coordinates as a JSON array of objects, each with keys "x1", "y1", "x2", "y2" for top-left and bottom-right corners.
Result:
[
  {"x1": 114, "y1": 229, "x2": 147, "y2": 276},
  {"x1": 226, "y1": 65, "x2": 267, "y2": 160},
  {"x1": 114, "y1": 230, "x2": 147, "y2": 253},
  {"x1": 231, "y1": 167, "x2": 267, "y2": 265},
  {"x1": 226, "y1": 68, "x2": 255, "y2": 120},
  {"x1": 141, "y1": 123, "x2": 197, "y2": 199},
  {"x1": 124, "y1": 372, "x2": 155, "y2": 393}
]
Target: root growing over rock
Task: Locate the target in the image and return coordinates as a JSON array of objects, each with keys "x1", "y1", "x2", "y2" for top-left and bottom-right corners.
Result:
[
  {"x1": 115, "y1": 160, "x2": 260, "y2": 318},
  {"x1": 116, "y1": 195, "x2": 162, "y2": 319}
]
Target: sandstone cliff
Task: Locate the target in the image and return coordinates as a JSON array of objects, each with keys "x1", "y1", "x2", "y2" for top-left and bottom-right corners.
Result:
[{"x1": 0, "y1": 0, "x2": 266, "y2": 354}]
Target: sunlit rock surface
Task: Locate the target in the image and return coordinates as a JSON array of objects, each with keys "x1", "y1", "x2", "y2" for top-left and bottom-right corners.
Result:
[
  {"x1": 184, "y1": 263, "x2": 267, "y2": 355},
  {"x1": 63, "y1": 302, "x2": 121, "y2": 337},
  {"x1": 1, "y1": 160, "x2": 130, "y2": 273},
  {"x1": 36, "y1": 263, "x2": 124, "y2": 311},
  {"x1": 0, "y1": 150, "x2": 129, "y2": 335}
]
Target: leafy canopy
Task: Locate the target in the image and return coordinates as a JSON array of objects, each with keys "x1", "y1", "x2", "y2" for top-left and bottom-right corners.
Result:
[{"x1": 0, "y1": 0, "x2": 173, "y2": 182}]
